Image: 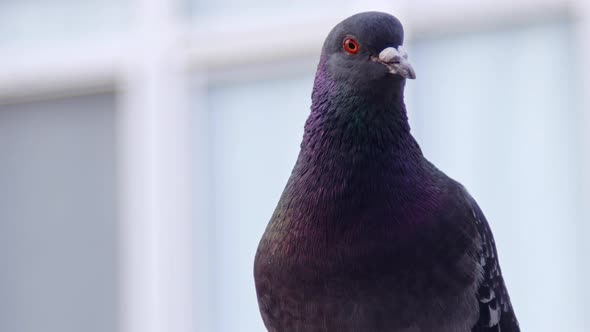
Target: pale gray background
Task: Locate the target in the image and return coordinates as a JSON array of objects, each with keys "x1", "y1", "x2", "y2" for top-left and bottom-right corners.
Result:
[{"x1": 0, "y1": 94, "x2": 118, "y2": 332}]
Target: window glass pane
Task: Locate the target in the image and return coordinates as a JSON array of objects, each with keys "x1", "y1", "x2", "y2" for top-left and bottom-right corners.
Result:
[{"x1": 0, "y1": 93, "x2": 119, "y2": 332}]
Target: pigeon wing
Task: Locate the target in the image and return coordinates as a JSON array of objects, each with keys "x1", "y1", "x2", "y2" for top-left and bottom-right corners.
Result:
[{"x1": 465, "y1": 192, "x2": 520, "y2": 332}]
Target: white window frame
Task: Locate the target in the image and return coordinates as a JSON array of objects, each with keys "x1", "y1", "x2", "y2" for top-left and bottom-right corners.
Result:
[{"x1": 0, "y1": 0, "x2": 588, "y2": 331}]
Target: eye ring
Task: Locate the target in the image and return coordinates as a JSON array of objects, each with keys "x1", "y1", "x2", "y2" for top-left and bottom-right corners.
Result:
[{"x1": 343, "y1": 38, "x2": 359, "y2": 54}]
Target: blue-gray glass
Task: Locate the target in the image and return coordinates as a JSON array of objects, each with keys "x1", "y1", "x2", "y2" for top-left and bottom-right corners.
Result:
[{"x1": 0, "y1": 94, "x2": 118, "y2": 332}]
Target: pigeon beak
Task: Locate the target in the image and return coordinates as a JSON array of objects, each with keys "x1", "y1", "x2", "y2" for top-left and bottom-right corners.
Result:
[{"x1": 374, "y1": 46, "x2": 416, "y2": 80}]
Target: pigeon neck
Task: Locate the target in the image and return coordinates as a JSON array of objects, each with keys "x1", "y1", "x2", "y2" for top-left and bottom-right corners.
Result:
[
  {"x1": 282, "y1": 66, "x2": 433, "y2": 236},
  {"x1": 303, "y1": 65, "x2": 421, "y2": 164}
]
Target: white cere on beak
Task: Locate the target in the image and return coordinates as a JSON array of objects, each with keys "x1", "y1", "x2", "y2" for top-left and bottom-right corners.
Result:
[
  {"x1": 378, "y1": 46, "x2": 407, "y2": 63},
  {"x1": 376, "y1": 45, "x2": 416, "y2": 80}
]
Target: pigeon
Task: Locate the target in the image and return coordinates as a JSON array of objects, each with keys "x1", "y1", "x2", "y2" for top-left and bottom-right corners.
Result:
[{"x1": 254, "y1": 11, "x2": 519, "y2": 332}]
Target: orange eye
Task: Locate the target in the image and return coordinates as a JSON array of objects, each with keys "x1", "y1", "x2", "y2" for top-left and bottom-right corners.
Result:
[{"x1": 343, "y1": 38, "x2": 359, "y2": 54}]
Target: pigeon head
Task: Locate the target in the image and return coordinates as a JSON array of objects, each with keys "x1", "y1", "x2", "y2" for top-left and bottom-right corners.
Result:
[
  {"x1": 306, "y1": 12, "x2": 418, "y2": 155},
  {"x1": 321, "y1": 12, "x2": 416, "y2": 87}
]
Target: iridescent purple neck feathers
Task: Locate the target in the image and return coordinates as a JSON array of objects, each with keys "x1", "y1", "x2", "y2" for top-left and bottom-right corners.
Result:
[
  {"x1": 283, "y1": 59, "x2": 439, "y2": 230},
  {"x1": 301, "y1": 58, "x2": 422, "y2": 170}
]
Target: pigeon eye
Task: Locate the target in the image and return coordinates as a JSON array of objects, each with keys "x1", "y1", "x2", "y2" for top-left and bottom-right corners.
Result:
[{"x1": 343, "y1": 38, "x2": 359, "y2": 54}]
